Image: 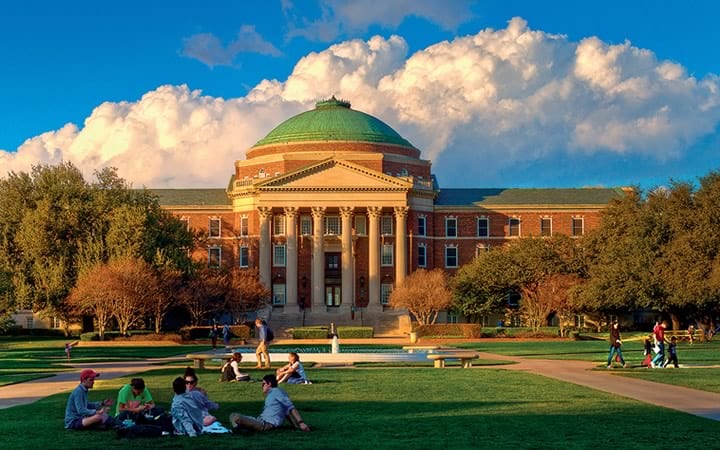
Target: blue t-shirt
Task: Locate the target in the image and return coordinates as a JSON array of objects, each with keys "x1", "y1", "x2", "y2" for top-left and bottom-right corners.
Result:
[{"x1": 259, "y1": 388, "x2": 294, "y2": 427}]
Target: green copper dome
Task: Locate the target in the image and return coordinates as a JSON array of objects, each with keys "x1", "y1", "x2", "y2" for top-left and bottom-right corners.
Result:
[{"x1": 252, "y1": 97, "x2": 416, "y2": 148}]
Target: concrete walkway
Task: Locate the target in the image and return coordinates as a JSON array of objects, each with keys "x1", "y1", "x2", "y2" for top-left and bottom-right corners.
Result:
[{"x1": 2, "y1": 348, "x2": 720, "y2": 422}]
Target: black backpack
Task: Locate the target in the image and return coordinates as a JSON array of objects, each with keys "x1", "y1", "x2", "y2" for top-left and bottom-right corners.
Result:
[
  {"x1": 117, "y1": 424, "x2": 163, "y2": 439},
  {"x1": 266, "y1": 327, "x2": 274, "y2": 342}
]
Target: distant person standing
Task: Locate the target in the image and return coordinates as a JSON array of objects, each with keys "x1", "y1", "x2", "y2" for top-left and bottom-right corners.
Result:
[
  {"x1": 209, "y1": 324, "x2": 220, "y2": 349},
  {"x1": 223, "y1": 323, "x2": 231, "y2": 348},
  {"x1": 255, "y1": 318, "x2": 271, "y2": 369},
  {"x1": 606, "y1": 321, "x2": 627, "y2": 368}
]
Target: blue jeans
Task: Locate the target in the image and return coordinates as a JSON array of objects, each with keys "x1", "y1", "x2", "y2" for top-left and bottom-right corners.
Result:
[
  {"x1": 651, "y1": 342, "x2": 665, "y2": 366},
  {"x1": 607, "y1": 345, "x2": 625, "y2": 365}
]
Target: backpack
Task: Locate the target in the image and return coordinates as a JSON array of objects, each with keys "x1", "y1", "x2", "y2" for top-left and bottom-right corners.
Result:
[
  {"x1": 117, "y1": 424, "x2": 163, "y2": 439},
  {"x1": 266, "y1": 327, "x2": 274, "y2": 342}
]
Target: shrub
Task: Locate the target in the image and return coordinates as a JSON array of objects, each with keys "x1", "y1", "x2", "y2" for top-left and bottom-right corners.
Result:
[
  {"x1": 337, "y1": 326, "x2": 373, "y2": 338},
  {"x1": 80, "y1": 332, "x2": 100, "y2": 341},
  {"x1": 414, "y1": 324, "x2": 482, "y2": 338},
  {"x1": 116, "y1": 333, "x2": 183, "y2": 343},
  {"x1": 292, "y1": 326, "x2": 331, "y2": 339},
  {"x1": 179, "y1": 325, "x2": 250, "y2": 341}
]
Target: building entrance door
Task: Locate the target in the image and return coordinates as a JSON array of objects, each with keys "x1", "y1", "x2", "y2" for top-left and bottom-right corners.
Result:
[{"x1": 325, "y1": 252, "x2": 341, "y2": 306}]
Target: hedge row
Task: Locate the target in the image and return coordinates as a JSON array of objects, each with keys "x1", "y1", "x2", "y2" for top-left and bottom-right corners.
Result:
[
  {"x1": 292, "y1": 326, "x2": 374, "y2": 339},
  {"x1": 179, "y1": 325, "x2": 250, "y2": 341},
  {"x1": 414, "y1": 324, "x2": 483, "y2": 338}
]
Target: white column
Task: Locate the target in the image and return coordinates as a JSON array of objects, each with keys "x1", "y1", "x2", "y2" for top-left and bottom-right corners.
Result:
[
  {"x1": 394, "y1": 206, "x2": 408, "y2": 287},
  {"x1": 367, "y1": 206, "x2": 382, "y2": 306},
  {"x1": 311, "y1": 207, "x2": 326, "y2": 307},
  {"x1": 284, "y1": 207, "x2": 298, "y2": 308},
  {"x1": 257, "y1": 207, "x2": 272, "y2": 289},
  {"x1": 340, "y1": 207, "x2": 354, "y2": 309}
]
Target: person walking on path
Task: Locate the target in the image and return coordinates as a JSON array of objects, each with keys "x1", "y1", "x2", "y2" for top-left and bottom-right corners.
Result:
[
  {"x1": 651, "y1": 321, "x2": 667, "y2": 368},
  {"x1": 64, "y1": 369, "x2": 114, "y2": 430},
  {"x1": 606, "y1": 321, "x2": 627, "y2": 368},
  {"x1": 229, "y1": 374, "x2": 310, "y2": 432},
  {"x1": 664, "y1": 336, "x2": 680, "y2": 368},
  {"x1": 255, "y1": 318, "x2": 271, "y2": 369},
  {"x1": 223, "y1": 323, "x2": 231, "y2": 349}
]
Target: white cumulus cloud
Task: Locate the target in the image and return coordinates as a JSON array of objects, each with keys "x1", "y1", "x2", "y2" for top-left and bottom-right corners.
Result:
[{"x1": 2, "y1": 17, "x2": 719, "y2": 188}]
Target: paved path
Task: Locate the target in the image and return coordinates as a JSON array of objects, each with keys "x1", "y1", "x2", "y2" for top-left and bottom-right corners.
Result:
[
  {"x1": 478, "y1": 352, "x2": 720, "y2": 421},
  {"x1": 2, "y1": 349, "x2": 720, "y2": 422}
]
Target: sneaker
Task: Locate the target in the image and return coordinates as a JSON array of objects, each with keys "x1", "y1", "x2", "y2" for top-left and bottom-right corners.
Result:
[
  {"x1": 623, "y1": 363, "x2": 629, "y2": 368},
  {"x1": 606, "y1": 365, "x2": 612, "y2": 368},
  {"x1": 650, "y1": 361, "x2": 656, "y2": 368}
]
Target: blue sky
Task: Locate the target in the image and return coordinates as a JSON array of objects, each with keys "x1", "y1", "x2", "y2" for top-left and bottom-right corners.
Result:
[{"x1": 1, "y1": 0, "x2": 719, "y2": 189}]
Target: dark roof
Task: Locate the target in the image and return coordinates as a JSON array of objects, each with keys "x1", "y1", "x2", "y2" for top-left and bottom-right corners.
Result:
[
  {"x1": 435, "y1": 188, "x2": 625, "y2": 207},
  {"x1": 149, "y1": 189, "x2": 230, "y2": 207}
]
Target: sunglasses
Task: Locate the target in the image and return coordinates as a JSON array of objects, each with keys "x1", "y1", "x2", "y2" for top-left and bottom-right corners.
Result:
[{"x1": 185, "y1": 380, "x2": 196, "y2": 385}]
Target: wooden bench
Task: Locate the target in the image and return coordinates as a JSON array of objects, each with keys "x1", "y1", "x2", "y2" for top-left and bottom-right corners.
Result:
[
  {"x1": 426, "y1": 352, "x2": 479, "y2": 368},
  {"x1": 664, "y1": 330, "x2": 695, "y2": 343},
  {"x1": 402, "y1": 345, "x2": 440, "y2": 353},
  {"x1": 186, "y1": 353, "x2": 232, "y2": 369}
]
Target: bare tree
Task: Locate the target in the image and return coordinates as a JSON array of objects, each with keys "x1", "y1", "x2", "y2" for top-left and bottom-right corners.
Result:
[
  {"x1": 389, "y1": 269, "x2": 453, "y2": 325},
  {"x1": 178, "y1": 268, "x2": 227, "y2": 326},
  {"x1": 226, "y1": 268, "x2": 270, "y2": 323},
  {"x1": 520, "y1": 273, "x2": 581, "y2": 333}
]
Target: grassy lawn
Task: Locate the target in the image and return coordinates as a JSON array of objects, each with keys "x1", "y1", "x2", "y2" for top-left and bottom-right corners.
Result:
[
  {"x1": 1, "y1": 366, "x2": 719, "y2": 449},
  {"x1": 614, "y1": 368, "x2": 720, "y2": 393}
]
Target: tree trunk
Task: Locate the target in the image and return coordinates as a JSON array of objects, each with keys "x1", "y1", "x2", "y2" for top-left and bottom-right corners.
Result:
[{"x1": 669, "y1": 312, "x2": 680, "y2": 330}]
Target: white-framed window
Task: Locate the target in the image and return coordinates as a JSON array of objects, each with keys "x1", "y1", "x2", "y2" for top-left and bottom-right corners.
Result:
[
  {"x1": 52, "y1": 317, "x2": 61, "y2": 329},
  {"x1": 273, "y1": 245, "x2": 286, "y2": 267},
  {"x1": 300, "y1": 216, "x2": 312, "y2": 236},
  {"x1": 477, "y1": 217, "x2": 489, "y2": 237},
  {"x1": 447, "y1": 311, "x2": 458, "y2": 324},
  {"x1": 381, "y1": 283, "x2": 393, "y2": 305},
  {"x1": 540, "y1": 217, "x2": 552, "y2": 236},
  {"x1": 417, "y1": 216, "x2": 426, "y2": 236},
  {"x1": 273, "y1": 215, "x2": 285, "y2": 236},
  {"x1": 26, "y1": 317, "x2": 33, "y2": 329},
  {"x1": 572, "y1": 217, "x2": 584, "y2": 236},
  {"x1": 326, "y1": 286, "x2": 341, "y2": 306},
  {"x1": 475, "y1": 244, "x2": 490, "y2": 257},
  {"x1": 508, "y1": 218, "x2": 521, "y2": 237},
  {"x1": 179, "y1": 217, "x2": 190, "y2": 231},
  {"x1": 325, "y1": 216, "x2": 341, "y2": 235},
  {"x1": 574, "y1": 314, "x2": 586, "y2": 328},
  {"x1": 445, "y1": 217, "x2": 457, "y2": 237},
  {"x1": 209, "y1": 218, "x2": 221, "y2": 238},
  {"x1": 381, "y1": 215, "x2": 393, "y2": 235},
  {"x1": 354, "y1": 215, "x2": 366, "y2": 235},
  {"x1": 239, "y1": 245, "x2": 249, "y2": 268},
  {"x1": 208, "y1": 247, "x2": 221, "y2": 268},
  {"x1": 272, "y1": 284, "x2": 286, "y2": 305},
  {"x1": 240, "y1": 216, "x2": 249, "y2": 236},
  {"x1": 445, "y1": 246, "x2": 458, "y2": 268},
  {"x1": 382, "y1": 244, "x2": 394, "y2": 266},
  {"x1": 417, "y1": 244, "x2": 427, "y2": 268}
]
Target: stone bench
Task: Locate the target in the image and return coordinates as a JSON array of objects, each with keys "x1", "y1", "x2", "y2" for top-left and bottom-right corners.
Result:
[
  {"x1": 186, "y1": 353, "x2": 232, "y2": 369},
  {"x1": 402, "y1": 345, "x2": 440, "y2": 353},
  {"x1": 426, "y1": 352, "x2": 479, "y2": 368}
]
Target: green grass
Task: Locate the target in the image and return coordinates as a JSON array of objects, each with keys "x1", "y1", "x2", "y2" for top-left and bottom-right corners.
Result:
[
  {"x1": 615, "y1": 368, "x2": 720, "y2": 393},
  {"x1": 1, "y1": 367, "x2": 719, "y2": 449}
]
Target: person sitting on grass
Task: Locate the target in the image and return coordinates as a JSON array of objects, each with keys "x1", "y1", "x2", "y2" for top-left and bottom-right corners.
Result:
[
  {"x1": 221, "y1": 352, "x2": 250, "y2": 382},
  {"x1": 170, "y1": 376, "x2": 204, "y2": 437},
  {"x1": 276, "y1": 352, "x2": 310, "y2": 384},
  {"x1": 184, "y1": 367, "x2": 219, "y2": 426},
  {"x1": 229, "y1": 374, "x2": 310, "y2": 433},
  {"x1": 116, "y1": 377, "x2": 161, "y2": 423},
  {"x1": 64, "y1": 369, "x2": 115, "y2": 430}
]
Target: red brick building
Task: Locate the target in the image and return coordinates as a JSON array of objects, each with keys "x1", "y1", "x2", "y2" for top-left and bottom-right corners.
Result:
[{"x1": 153, "y1": 98, "x2": 624, "y2": 331}]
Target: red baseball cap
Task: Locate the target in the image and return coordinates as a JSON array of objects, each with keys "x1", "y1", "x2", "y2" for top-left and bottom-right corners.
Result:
[{"x1": 80, "y1": 369, "x2": 100, "y2": 381}]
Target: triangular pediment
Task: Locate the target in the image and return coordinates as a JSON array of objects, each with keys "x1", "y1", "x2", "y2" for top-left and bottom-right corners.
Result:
[{"x1": 256, "y1": 158, "x2": 411, "y2": 191}]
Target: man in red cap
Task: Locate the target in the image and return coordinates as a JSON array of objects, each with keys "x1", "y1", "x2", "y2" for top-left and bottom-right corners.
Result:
[{"x1": 64, "y1": 369, "x2": 114, "y2": 430}]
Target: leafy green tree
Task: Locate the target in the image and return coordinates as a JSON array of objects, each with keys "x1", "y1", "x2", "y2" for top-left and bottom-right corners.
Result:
[
  {"x1": 0, "y1": 163, "x2": 195, "y2": 332},
  {"x1": 453, "y1": 250, "x2": 516, "y2": 322}
]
